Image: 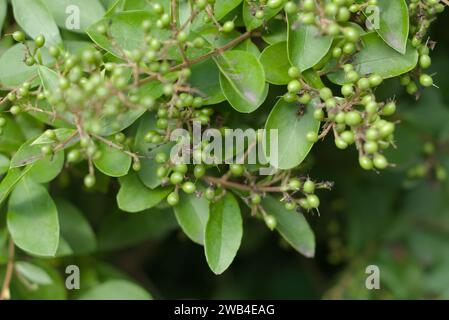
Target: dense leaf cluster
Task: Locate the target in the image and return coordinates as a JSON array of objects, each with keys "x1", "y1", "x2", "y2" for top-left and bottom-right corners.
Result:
[{"x1": 0, "y1": 0, "x2": 445, "y2": 299}]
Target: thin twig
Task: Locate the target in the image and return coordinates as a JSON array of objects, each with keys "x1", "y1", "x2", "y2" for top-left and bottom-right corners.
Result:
[{"x1": 0, "y1": 239, "x2": 15, "y2": 300}]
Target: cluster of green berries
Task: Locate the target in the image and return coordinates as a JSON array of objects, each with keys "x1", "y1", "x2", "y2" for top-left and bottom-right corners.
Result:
[
  {"x1": 283, "y1": 178, "x2": 321, "y2": 211},
  {"x1": 284, "y1": 63, "x2": 396, "y2": 171},
  {"x1": 400, "y1": 44, "x2": 434, "y2": 96}
]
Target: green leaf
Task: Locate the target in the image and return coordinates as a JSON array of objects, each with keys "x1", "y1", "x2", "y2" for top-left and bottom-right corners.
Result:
[
  {"x1": 117, "y1": 173, "x2": 173, "y2": 213},
  {"x1": 87, "y1": 10, "x2": 169, "y2": 58},
  {"x1": 11, "y1": 130, "x2": 78, "y2": 168},
  {"x1": 27, "y1": 151, "x2": 65, "y2": 183},
  {"x1": 214, "y1": 50, "x2": 266, "y2": 113},
  {"x1": 375, "y1": 0, "x2": 409, "y2": 54},
  {"x1": 11, "y1": 0, "x2": 62, "y2": 47},
  {"x1": 44, "y1": 0, "x2": 105, "y2": 33},
  {"x1": 0, "y1": 43, "x2": 53, "y2": 87},
  {"x1": 243, "y1": 0, "x2": 284, "y2": 31},
  {"x1": 262, "y1": 196, "x2": 315, "y2": 257},
  {"x1": 0, "y1": 167, "x2": 33, "y2": 207},
  {"x1": 15, "y1": 261, "x2": 53, "y2": 285},
  {"x1": 205, "y1": 192, "x2": 242, "y2": 275},
  {"x1": 174, "y1": 193, "x2": 209, "y2": 245},
  {"x1": 264, "y1": 98, "x2": 320, "y2": 170},
  {"x1": 7, "y1": 177, "x2": 59, "y2": 257},
  {"x1": 93, "y1": 140, "x2": 132, "y2": 177},
  {"x1": 262, "y1": 18, "x2": 287, "y2": 45},
  {"x1": 287, "y1": 17, "x2": 333, "y2": 72},
  {"x1": 56, "y1": 199, "x2": 96, "y2": 255},
  {"x1": 0, "y1": 154, "x2": 10, "y2": 175},
  {"x1": 189, "y1": 58, "x2": 225, "y2": 105},
  {"x1": 327, "y1": 33, "x2": 418, "y2": 85},
  {"x1": 260, "y1": 41, "x2": 291, "y2": 85},
  {"x1": 215, "y1": 0, "x2": 243, "y2": 20},
  {"x1": 0, "y1": 0, "x2": 6, "y2": 35},
  {"x1": 79, "y1": 280, "x2": 152, "y2": 300}
]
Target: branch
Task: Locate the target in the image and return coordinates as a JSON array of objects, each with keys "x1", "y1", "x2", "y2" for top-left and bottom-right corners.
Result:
[
  {"x1": 0, "y1": 239, "x2": 15, "y2": 300},
  {"x1": 140, "y1": 31, "x2": 253, "y2": 85}
]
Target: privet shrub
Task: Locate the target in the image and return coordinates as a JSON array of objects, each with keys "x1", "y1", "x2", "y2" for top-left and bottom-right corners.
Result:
[{"x1": 0, "y1": 0, "x2": 445, "y2": 299}]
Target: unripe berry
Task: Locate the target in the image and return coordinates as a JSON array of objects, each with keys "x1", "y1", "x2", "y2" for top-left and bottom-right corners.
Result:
[
  {"x1": 345, "y1": 111, "x2": 362, "y2": 126},
  {"x1": 84, "y1": 175, "x2": 96, "y2": 188},
  {"x1": 170, "y1": 172, "x2": 184, "y2": 185},
  {"x1": 230, "y1": 164, "x2": 244, "y2": 176},
  {"x1": 359, "y1": 156, "x2": 373, "y2": 170},
  {"x1": 303, "y1": 180, "x2": 315, "y2": 194},
  {"x1": 306, "y1": 131, "x2": 318, "y2": 143},
  {"x1": 35, "y1": 35, "x2": 46, "y2": 48},
  {"x1": 373, "y1": 154, "x2": 388, "y2": 170},
  {"x1": 222, "y1": 21, "x2": 235, "y2": 33},
  {"x1": 194, "y1": 165, "x2": 206, "y2": 178},
  {"x1": 287, "y1": 80, "x2": 302, "y2": 93},
  {"x1": 419, "y1": 74, "x2": 433, "y2": 87},
  {"x1": 250, "y1": 193, "x2": 262, "y2": 205},
  {"x1": 13, "y1": 31, "x2": 26, "y2": 42},
  {"x1": 307, "y1": 194, "x2": 320, "y2": 208},
  {"x1": 167, "y1": 192, "x2": 180, "y2": 206},
  {"x1": 182, "y1": 181, "x2": 196, "y2": 194},
  {"x1": 264, "y1": 215, "x2": 277, "y2": 231}
]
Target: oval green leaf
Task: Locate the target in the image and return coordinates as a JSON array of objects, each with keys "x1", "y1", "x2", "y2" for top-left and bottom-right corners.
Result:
[
  {"x1": 260, "y1": 41, "x2": 291, "y2": 85},
  {"x1": 375, "y1": 0, "x2": 409, "y2": 54},
  {"x1": 215, "y1": 0, "x2": 243, "y2": 20},
  {"x1": 44, "y1": 0, "x2": 105, "y2": 33},
  {"x1": 12, "y1": 0, "x2": 62, "y2": 47},
  {"x1": 287, "y1": 16, "x2": 333, "y2": 72},
  {"x1": 117, "y1": 173, "x2": 173, "y2": 213},
  {"x1": 174, "y1": 193, "x2": 209, "y2": 245},
  {"x1": 262, "y1": 196, "x2": 315, "y2": 257},
  {"x1": 93, "y1": 140, "x2": 132, "y2": 178},
  {"x1": 205, "y1": 192, "x2": 242, "y2": 275},
  {"x1": 264, "y1": 99, "x2": 320, "y2": 170},
  {"x1": 7, "y1": 177, "x2": 60, "y2": 257},
  {"x1": 214, "y1": 50, "x2": 266, "y2": 113}
]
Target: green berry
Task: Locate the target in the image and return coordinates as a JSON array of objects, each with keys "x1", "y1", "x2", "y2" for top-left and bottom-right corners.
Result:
[
  {"x1": 419, "y1": 74, "x2": 433, "y2": 87},
  {"x1": 373, "y1": 154, "x2": 388, "y2": 170},
  {"x1": 174, "y1": 163, "x2": 188, "y2": 174},
  {"x1": 359, "y1": 156, "x2": 373, "y2": 170},
  {"x1": 345, "y1": 111, "x2": 362, "y2": 126},
  {"x1": 285, "y1": 201, "x2": 296, "y2": 211},
  {"x1": 288, "y1": 178, "x2": 301, "y2": 190},
  {"x1": 419, "y1": 55, "x2": 431, "y2": 69},
  {"x1": 307, "y1": 194, "x2": 320, "y2": 208},
  {"x1": 182, "y1": 181, "x2": 196, "y2": 194},
  {"x1": 369, "y1": 74, "x2": 383, "y2": 87},
  {"x1": 170, "y1": 172, "x2": 184, "y2": 185},
  {"x1": 335, "y1": 138, "x2": 348, "y2": 150},
  {"x1": 382, "y1": 102, "x2": 396, "y2": 116},
  {"x1": 288, "y1": 66, "x2": 301, "y2": 79},
  {"x1": 267, "y1": 0, "x2": 283, "y2": 9},
  {"x1": 35, "y1": 35, "x2": 46, "y2": 48},
  {"x1": 84, "y1": 175, "x2": 96, "y2": 188},
  {"x1": 287, "y1": 80, "x2": 302, "y2": 93},
  {"x1": 230, "y1": 164, "x2": 244, "y2": 176},
  {"x1": 340, "y1": 131, "x2": 355, "y2": 144},
  {"x1": 13, "y1": 31, "x2": 26, "y2": 42},
  {"x1": 364, "y1": 141, "x2": 378, "y2": 154},
  {"x1": 303, "y1": 180, "x2": 315, "y2": 194},
  {"x1": 306, "y1": 131, "x2": 318, "y2": 143},
  {"x1": 319, "y1": 87, "x2": 333, "y2": 101},
  {"x1": 155, "y1": 152, "x2": 168, "y2": 164},
  {"x1": 194, "y1": 165, "x2": 206, "y2": 178},
  {"x1": 205, "y1": 188, "x2": 215, "y2": 201},
  {"x1": 222, "y1": 21, "x2": 235, "y2": 33},
  {"x1": 313, "y1": 109, "x2": 325, "y2": 121},
  {"x1": 251, "y1": 193, "x2": 262, "y2": 205},
  {"x1": 264, "y1": 215, "x2": 277, "y2": 231},
  {"x1": 167, "y1": 192, "x2": 180, "y2": 206}
]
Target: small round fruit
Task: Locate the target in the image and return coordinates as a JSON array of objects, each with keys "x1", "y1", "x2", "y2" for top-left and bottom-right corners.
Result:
[
  {"x1": 264, "y1": 215, "x2": 277, "y2": 231},
  {"x1": 205, "y1": 188, "x2": 215, "y2": 201},
  {"x1": 382, "y1": 102, "x2": 396, "y2": 116},
  {"x1": 288, "y1": 178, "x2": 301, "y2": 190},
  {"x1": 306, "y1": 131, "x2": 318, "y2": 143},
  {"x1": 373, "y1": 154, "x2": 388, "y2": 170},
  {"x1": 222, "y1": 21, "x2": 235, "y2": 33},
  {"x1": 34, "y1": 35, "x2": 46, "y2": 48},
  {"x1": 319, "y1": 87, "x2": 333, "y2": 101},
  {"x1": 303, "y1": 180, "x2": 315, "y2": 194},
  {"x1": 288, "y1": 66, "x2": 301, "y2": 79},
  {"x1": 359, "y1": 156, "x2": 373, "y2": 170},
  {"x1": 307, "y1": 194, "x2": 320, "y2": 208},
  {"x1": 167, "y1": 192, "x2": 180, "y2": 206},
  {"x1": 170, "y1": 172, "x2": 184, "y2": 185},
  {"x1": 419, "y1": 74, "x2": 433, "y2": 87},
  {"x1": 419, "y1": 55, "x2": 431, "y2": 69},
  {"x1": 285, "y1": 201, "x2": 296, "y2": 211},
  {"x1": 84, "y1": 175, "x2": 96, "y2": 188},
  {"x1": 288, "y1": 80, "x2": 302, "y2": 93},
  {"x1": 230, "y1": 164, "x2": 244, "y2": 176},
  {"x1": 250, "y1": 193, "x2": 262, "y2": 205},
  {"x1": 182, "y1": 181, "x2": 196, "y2": 194},
  {"x1": 345, "y1": 111, "x2": 362, "y2": 126},
  {"x1": 12, "y1": 31, "x2": 25, "y2": 42},
  {"x1": 364, "y1": 141, "x2": 378, "y2": 154},
  {"x1": 194, "y1": 165, "x2": 206, "y2": 178},
  {"x1": 174, "y1": 163, "x2": 188, "y2": 174}
]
